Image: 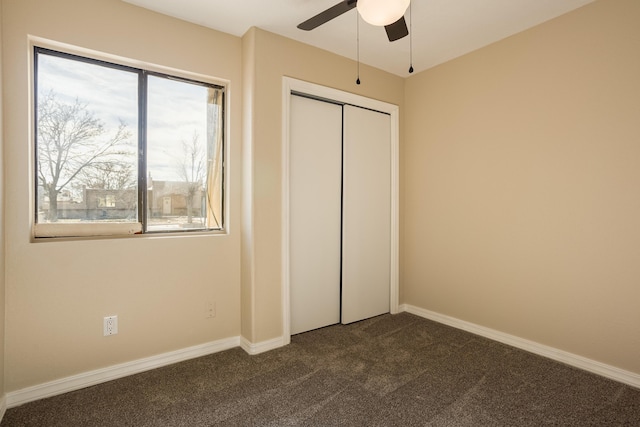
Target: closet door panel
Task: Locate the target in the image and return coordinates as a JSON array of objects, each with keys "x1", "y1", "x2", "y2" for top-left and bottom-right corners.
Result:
[
  {"x1": 289, "y1": 95, "x2": 343, "y2": 334},
  {"x1": 342, "y1": 105, "x2": 391, "y2": 324}
]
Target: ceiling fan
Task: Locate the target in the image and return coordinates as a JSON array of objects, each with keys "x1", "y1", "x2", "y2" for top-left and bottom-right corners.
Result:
[{"x1": 297, "y1": 0, "x2": 410, "y2": 42}]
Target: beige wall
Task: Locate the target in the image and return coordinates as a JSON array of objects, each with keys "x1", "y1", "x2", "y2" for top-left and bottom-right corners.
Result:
[
  {"x1": 2, "y1": 0, "x2": 242, "y2": 391},
  {"x1": 0, "y1": 0, "x2": 6, "y2": 404},
  {"x1": 403, "y1": 0, "x2": 640, "y2": 374},
  {"x1": 240, "y1": 28, "x2": 257, "y2": 343},
  {"x1": 241, "y1": 28, "x2": 404, "y2": 343}
]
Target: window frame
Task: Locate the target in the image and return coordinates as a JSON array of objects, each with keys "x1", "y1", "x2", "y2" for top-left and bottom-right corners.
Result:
[{"x1": 32, "y1": 45, "x2": 227, "y2": 239}]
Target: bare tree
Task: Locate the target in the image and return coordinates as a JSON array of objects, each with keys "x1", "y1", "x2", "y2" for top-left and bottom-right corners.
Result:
[
  {"x1": 79, "y1": 162, "x2": 136, "y2": 191},
  {"x1": 37, "y1": 91, "x2": 132, "y2": 221},
  {"x1": 176, "y1": 131, "x2": 206, "y2": 224}
]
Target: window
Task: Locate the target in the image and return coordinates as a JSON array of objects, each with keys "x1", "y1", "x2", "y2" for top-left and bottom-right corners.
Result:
[
  {"x1": 34, "y1": 47, "x2": 225, "y2": 237},
  {"x1": 98, "y1": 195, "x2": 116, "y2": 208}
]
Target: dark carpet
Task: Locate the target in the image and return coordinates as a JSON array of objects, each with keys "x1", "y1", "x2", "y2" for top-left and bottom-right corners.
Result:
[{"x1": 3, "y1": 312, "x2": 640, "y2": 426}]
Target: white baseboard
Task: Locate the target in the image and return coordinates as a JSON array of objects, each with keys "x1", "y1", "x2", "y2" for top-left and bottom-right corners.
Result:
[
  {"x1": 6, "y1": 336, "x2": 240, "y2": 408},
  {"x1": 240, "y1": 335, "x2": 286, "y2": 355},
  {"x1": 0, "y1": 395, "x2": 7, "y2": 423},
  {"x1": 401, "y1": 304, "x2": 640, "y2": 389}
]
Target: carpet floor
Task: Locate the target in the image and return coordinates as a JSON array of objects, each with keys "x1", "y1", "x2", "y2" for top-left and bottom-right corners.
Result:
[{"x1": 2, "y1": 312, "x2": 639, "y2": 426}]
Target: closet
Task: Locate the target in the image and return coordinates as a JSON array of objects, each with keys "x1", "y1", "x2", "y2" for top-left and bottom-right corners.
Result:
[{"x1": 289, "y1": 93, "x2": 391, "y2": 335}]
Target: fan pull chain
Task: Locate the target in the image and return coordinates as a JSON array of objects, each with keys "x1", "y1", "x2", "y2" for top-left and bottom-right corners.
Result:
[
  {"x1": 356, "y1": 11, "x2": 361, "y2": 85},
  {"x1": 409, "y1": 2, "x2": 414, "y2": 74}
]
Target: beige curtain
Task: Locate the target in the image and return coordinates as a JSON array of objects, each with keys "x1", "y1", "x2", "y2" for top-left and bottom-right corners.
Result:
[{"x1": 205, "y1": 88, "x2": 224, "y2": 228}]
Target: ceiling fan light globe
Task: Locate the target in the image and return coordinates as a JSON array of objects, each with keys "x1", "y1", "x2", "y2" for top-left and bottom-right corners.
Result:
[{"x1": 357, "y1": 0, "x2": 410, "y2": 26}]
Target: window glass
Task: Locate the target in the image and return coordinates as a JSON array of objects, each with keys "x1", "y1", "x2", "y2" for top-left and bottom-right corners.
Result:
[
  {"x1": 146, "y1": 75, "x2": 223, "y2": 232},
  {"x1": 36, "y1": 53, "x2": 138, "y2": 224}
]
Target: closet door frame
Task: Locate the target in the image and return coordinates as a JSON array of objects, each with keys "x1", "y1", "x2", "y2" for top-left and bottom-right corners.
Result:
[{"x1": 281, "y1": 77, "x2": 399, "y2": 344}]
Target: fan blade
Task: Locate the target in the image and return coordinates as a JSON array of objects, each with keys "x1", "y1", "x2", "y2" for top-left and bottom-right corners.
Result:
[
  {"x1": 297, "y1": 0, "x2": 358, "y2": 31},
  {"x1": 385, "y1": 16, "x2": 409, "y2": 42}
]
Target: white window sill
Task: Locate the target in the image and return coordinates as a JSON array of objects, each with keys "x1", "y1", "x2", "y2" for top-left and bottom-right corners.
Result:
[{"x1": 34, "y1": 222, "x2": 143, "y2": 238}]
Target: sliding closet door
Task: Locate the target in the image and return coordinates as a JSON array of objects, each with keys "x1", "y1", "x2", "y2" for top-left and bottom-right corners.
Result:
[
  {"x1": 341, "y1": 105, "x2": 391, "y2": 324},
  {"x1": 289, "y1": 95, "x2": 343, "y2": 335}
]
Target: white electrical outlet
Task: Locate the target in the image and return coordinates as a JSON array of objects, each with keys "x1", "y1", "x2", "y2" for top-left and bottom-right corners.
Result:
[
  {"x1": 205, "y1": 301, "x2": 216, "y2": 318},
  {"x1": 103, "y1": 315, "x2": 118, "y2": 336}
]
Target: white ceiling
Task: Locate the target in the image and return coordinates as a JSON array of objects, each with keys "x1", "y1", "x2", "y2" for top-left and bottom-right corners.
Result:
[{"x1": 123, "y1": 0, "x2": 595, "y2": 77}]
